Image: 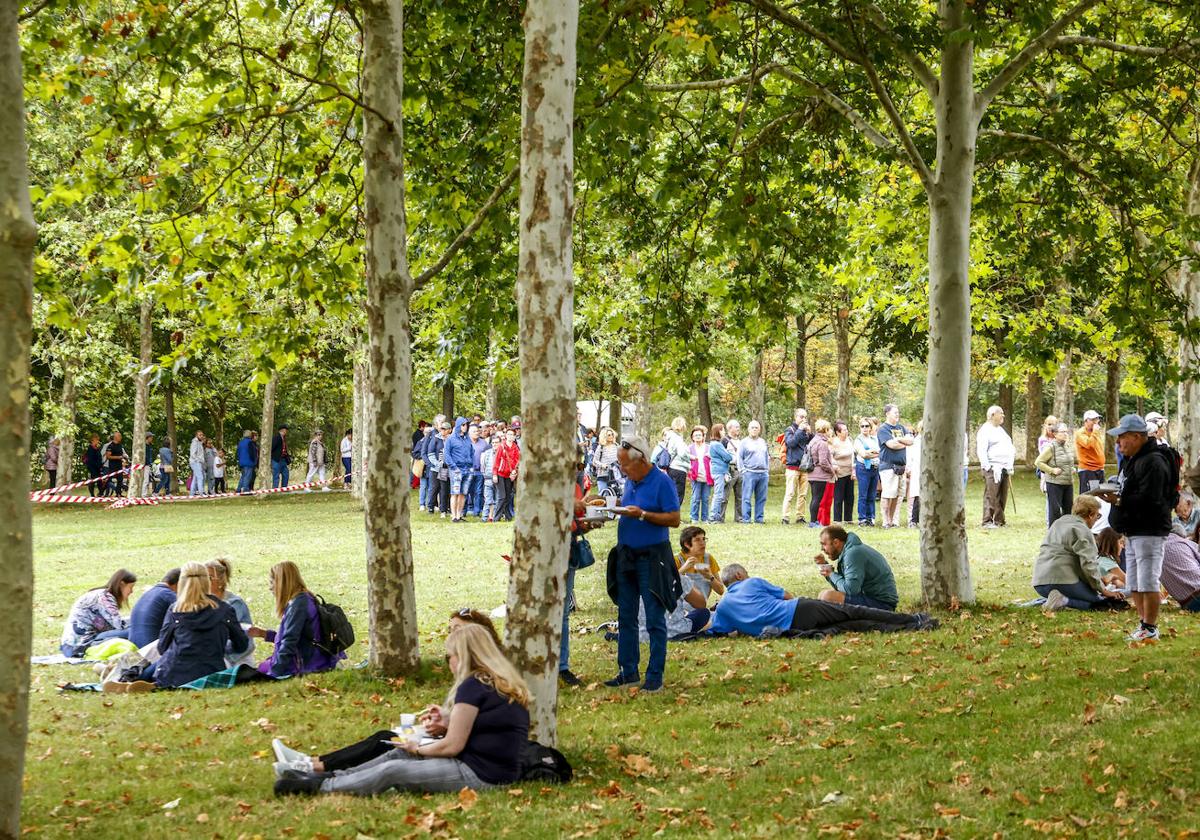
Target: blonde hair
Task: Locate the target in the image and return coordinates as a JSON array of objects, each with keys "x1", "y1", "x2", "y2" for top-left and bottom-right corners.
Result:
[
  {"x1": 1042, "y1": 415, "x2": 1059, "y2": 434},
  {"x1": 599, "y1": 426, "x2": 616, "y2": 445},
  {"x1": 206, "y1": 557, "x2": 233, "y2": 583},
  {"x1": 814, "y1": 419, "x2": 832, "y2": 435},
  {"x1": 671, "y1": 416, "x2": 687, "y2": 434},
  {"x1": 269, "y1": 561, "x2": 309, "y2": 619},
  {"x1": 174, "y1": 562, "x2": 215, "y2": 613},
  {"x1": 444, "y1": 624, "x2": 530, "y2": 709},
  {"x1": 1072, "y1": 495, "x2": 1101, "y2": 517}
]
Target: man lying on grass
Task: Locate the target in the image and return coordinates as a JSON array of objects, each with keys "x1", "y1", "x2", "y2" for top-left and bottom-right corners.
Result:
[{"x1": 708, "y1": 564, "x2": 936, "y2": 638}]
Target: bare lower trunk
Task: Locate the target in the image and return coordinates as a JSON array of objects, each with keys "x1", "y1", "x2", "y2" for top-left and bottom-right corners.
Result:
[
  {"x1": 214, "y1": 399, "x2": 226, "y2": 451},
  {"x1": 749, "y1": 350, "x2": 765, "y2": 425},
  {"x1": 164, "y1": 377, "x2": 178, "y2": 494},
  {"x1": 1106, "y1": 356, "x2": 1121, "y2": 438},
  {"x1": 634, "y1": 380, "x2": 652, "y2": 441},
  {"x1": 352, "y1": 361, "x2": 366, "y2": 500},
  {"x1": 1053, "y1": 350, "x2": 1073, "y2": 426},
  {"x1": 441, "y1": 380, "x2": 454, "y2": 420},
  {"x1": 795, "y1": 314, "x2": 808, "y2": 408},
  {"x1": 1174, "y1": 157, "x2": 1200, "y2": 465},
  {"x1": 998, "y1": 383, "x2": 1013, "y2": 438},
  {"x1": 0, "y1": 6, "x2": 37, "y2": 831},
  {"x1": 919, "y1": 13, "x2": 975, "y2": 607},
  {"x1": 128, "y1": 298, "x2": 152, "y2": 498},
  {"x1": 486, "y1": 337, "x2": 501, "y2": 420},
  {"x1": 256, "y1": 375, "x2": 277, "y2": 490},
  {"x1": 58, "y1": 358, "x2": 77, "y2": 485},
  {"x1": 697, "y1": 377, "x2": 712, "y2": 430},
  {"x1": 1024, "y1": 372, "x2": 1043, "y2": 464},
  {"x1": 607, "y1": 378, "x2": 621, "y2": 432},
  {"x1": 504, "y1": 0, "x2": 578, "y2": 747},
  {"x1": 362, "y1": 0, "x2": 420, "y2": 675},
  {"x1": 833, "y1": 305, "x2": 851, "y2": 422}
]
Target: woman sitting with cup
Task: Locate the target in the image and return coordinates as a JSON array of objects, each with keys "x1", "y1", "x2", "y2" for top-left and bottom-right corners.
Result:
[{"x1": 271, "y1": 624, "x2": 529, "y2": 796}]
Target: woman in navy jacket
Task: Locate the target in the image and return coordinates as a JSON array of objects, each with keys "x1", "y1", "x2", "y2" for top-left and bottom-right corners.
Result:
[
  {"x1": 249, "y1": 561, "x2": 342, "y2": 677},
  {"x1": 155, "y1": 563, "x2": 250, "y2": 688}
]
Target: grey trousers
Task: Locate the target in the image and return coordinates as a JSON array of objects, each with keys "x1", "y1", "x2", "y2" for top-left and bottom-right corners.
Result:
[{"x1": 320, "y1": 748, "x2": 492, "y2": 796}]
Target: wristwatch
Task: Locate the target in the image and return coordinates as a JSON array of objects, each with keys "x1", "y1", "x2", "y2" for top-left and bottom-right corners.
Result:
[{"x1": 639, "y1": 511, "x2": 646, "y2": 521}]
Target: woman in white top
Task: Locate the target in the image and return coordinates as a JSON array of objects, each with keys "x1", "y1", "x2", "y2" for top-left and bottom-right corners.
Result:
[
  {"x1": 340, "y1": 430, "x2": 353, "y2": 489},
  {"x1": 590, "y1": 427, "x2": 621, "y2": 496}
]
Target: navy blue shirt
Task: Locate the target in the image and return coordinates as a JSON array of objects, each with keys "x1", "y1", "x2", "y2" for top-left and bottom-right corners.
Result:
[
  {"x1": 876, "y1": 422, "x2": 909, "y2": 470},
  {"x1": 455, "y1": 676, "x2": 530, "y2": 785},
  {"x1": 128, "y1": 583, "x2": 177, "y2": 648},
  {"x1": 618, "y1": 466, "x2": 679, "y2": 549}
]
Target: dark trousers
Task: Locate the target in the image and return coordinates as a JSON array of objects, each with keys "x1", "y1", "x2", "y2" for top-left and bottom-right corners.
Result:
[
  {"x1": 982, "y1": 470, "x2": 1010, "y2": 526},
  {"x1": 1078, "y1": 468, "x2": 1105, "y2": 495},
  {"x1": 88, "y1": 467, "x2": 102, "y2": 497},
  {"x1": 808, "y1": 480, "x2": 829, "y2": 524},
  {"x1": 319, "y1": 729, "x2": 397, "y2": 772},
  {"x1": 342, "y1": 457, "x2": 352, "y2": 485},
  {"x1": 615, "y1": 543, "x2": 670, "y2": 683},
  {"x1": 213, "y1": 477, "x2": 226, "y2": 494},
  {"x1": 666, "y1": 468, "x2": 687, "y2": 506},
  {"x1": 832, "y1": 476, "x2": 854, "y2": 522},
  {"x1": 729, "y1": 471, "x2": 743, "y2": 522},
  {"x1": 431, "y1": 475, "x2": 450, "y2": 513},
  {"x1": 47, "y1": 470, "x2": 57, "y2": 488},
  {"x1": 789, "y1": 597, "x2": 921, "y2": 634},
  {"x1": 1045, "y1": 482, "x2": 1073, "y2": 525},
  {"x1": 495, "y1": 476, "x2": 515, "y2": 520}
]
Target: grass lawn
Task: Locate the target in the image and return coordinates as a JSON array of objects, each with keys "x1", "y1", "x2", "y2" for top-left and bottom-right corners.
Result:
[{"x1": 25, "y1": 473, "x2": 1200, "y2": 838}]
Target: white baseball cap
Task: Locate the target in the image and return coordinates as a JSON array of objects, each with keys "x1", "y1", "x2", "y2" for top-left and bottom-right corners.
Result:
[
  {"x1": 1082, "y1": 410, "x2": 1101, "y2": 421},
  {"x1": 1145, "y1": 411, "x2": 1166, "y2": 423}
]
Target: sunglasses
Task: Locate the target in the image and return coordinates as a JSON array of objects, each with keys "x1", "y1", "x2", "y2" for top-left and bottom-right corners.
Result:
[
  {"x1": 621, "y1": 441, "x2": 645, "y2": 456},
  {"x1": 456, "y1": 607, "x2": 474, "y2": 618},
  {"x1": 860, "y1": 424, "x2": 870, "y2": 429}
]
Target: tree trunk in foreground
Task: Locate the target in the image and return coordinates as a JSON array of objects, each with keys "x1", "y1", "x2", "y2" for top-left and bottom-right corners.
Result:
[
  {"x1": 997, "y1": 383, "x2": 1013, "y2": 439},
  {"x1": 351, "y1": 361, "x2": 365, "y2": 500},
  {"x1": 1024, "y1": 372, "x2": 1043, "y2": 465},
  {"x1": 164, "y1": 376, "x2": 178, "y2": 494},
  {"x1": 504, "y1": 0, "x2": 578, "y2": 747},
  {"x1": 441, "y1": 379, "x2": 454, "y2": 420},
  {"x1": 256, "y1": 374, "x2": 277, "y2": 490},
  {"x1": 362, "y1": 0, "x2": 420, "y2": 675},
  {"x1": 1053, "y1": 349, "x2": 1073, "y2": 426},
  {"x1": 918, "y1": 9, "x2": 975, "y2": 607},
  {"x1": 1175, "y1": 157, "x2": 1200, "y2": 467},
  {"x1": 128, "y1": 298, "x2": 152, "y2": 498},
  {"x1": 608, "y1": 377, "x2": 621, "y2": 433},
  {"x1": 0, "y1": 4, "x2": 37, "y2": 831},
  {"x1": 58, "y1": 357, "x2": 77, "y2": 485},
  {"x1": 748, "y1": 350, "x2": 765, "y2": 426}
]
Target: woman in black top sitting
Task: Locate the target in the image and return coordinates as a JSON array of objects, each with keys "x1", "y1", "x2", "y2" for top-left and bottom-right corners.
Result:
[
  {"x1": 273, "y1": 623, "x2": 530, "y2": 796},
  {"x1": 154, "y1": 562, "x2": 250, "y2": 688}
]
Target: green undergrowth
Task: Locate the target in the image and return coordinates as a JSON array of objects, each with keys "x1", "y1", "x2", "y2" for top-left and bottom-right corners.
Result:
[{"x1": 25, "y1": 474, "x2": 1200, "y2": 838}]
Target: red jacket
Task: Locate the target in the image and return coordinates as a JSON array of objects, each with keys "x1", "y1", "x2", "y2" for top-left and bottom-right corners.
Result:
[{"x1": 493, "y1": 442, "x2": 520, "y2": 478}]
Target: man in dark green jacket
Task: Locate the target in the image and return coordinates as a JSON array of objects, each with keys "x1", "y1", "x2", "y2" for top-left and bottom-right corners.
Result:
[{"x1": 815, "y1": 526, "x2": 899, "y2": 611}]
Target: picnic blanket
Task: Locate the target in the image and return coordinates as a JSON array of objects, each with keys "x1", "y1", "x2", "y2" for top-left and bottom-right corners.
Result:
[
  {"x1": 32, "y1": 654, "x2": 93, "y2": 666},
  {"x1": 178, "y1": 664, "x2": 287, "y2": 690}
]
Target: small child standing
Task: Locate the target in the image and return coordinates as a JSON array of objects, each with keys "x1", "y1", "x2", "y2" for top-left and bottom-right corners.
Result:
[
  {"x1": 213, "y1": 449, "x2": 227, "y2": 494},
  {"x1": 479, "y1": 437, "x2": 498, "y2": 522},
  {"x1": 674, "y1": 526, "x2": 726, "y2": 600}
]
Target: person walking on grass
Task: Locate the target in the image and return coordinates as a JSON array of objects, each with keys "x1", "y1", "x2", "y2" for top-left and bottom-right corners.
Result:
[
  {"x1": 1095, "y1": 414, "x2": 1177, "y2": 642},
  {"x1": 977, "y1": 405, "x2": 1015, "y2": 528},
  {"x1": 189, "y1": 430, "x2": 207, "y2": 497}
]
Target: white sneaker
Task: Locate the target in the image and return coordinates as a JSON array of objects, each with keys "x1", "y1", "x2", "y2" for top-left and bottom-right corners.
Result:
[
  {"x1": 1042, "y1": 589, "x2": 1068, "y2": 613},
  {"x1": 272, "y1": 739, "x2": 313, "y2": 772},
  {"x1": 320, "y1": 487, "x2": 331, "y2": 493},
  {"x1": 274, "y1": 760, "x2": 314, "y2": 779},
  {"x1": 1127, "y1": 626, "x2": 1160, "y2": 642},
  {"x1": 304, "y1": 488, "x2": 313, "y2": 493}
]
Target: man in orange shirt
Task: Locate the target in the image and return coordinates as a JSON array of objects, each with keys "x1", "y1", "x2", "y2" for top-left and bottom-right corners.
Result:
[{"x1": 1074, "y1": 410, "x2": 1106, "y2": 494}]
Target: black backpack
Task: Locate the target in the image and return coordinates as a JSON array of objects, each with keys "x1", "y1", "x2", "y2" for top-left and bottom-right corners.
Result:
[
  {"x1": 1156, "y1": 444, "x2": 1182, "y2": 509},
  {"x1": 520, "y1": 740, "x2": 573, "y2": 784},
  {"x1": 313, "y1": 595, "x2": 356, "y2": 655}
]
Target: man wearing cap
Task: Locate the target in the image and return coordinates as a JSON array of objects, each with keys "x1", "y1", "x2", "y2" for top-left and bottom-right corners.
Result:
[
  {"x1": 1075, "y1": 410, "x2": 1106, "y2": 494},
  {"x1": 605, "y1": 436, "x2": 682, "y2": 693},
  {"x1": 1145, "y1": 411, "x2": 1170, "y2": 447},
  {"x1": 1095, "y1": 414, "x2": 1175, "y2": 642}
]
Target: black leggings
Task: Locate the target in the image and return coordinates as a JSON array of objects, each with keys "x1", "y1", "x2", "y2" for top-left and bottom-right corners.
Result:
[
  {"x1": 1046, "y1": 483, "x2": 1073, "y2": 525},
  {"x1": 88, "y1": 468, "x2": 102, "y2": 496},
  {"x1": 789, "y1": 598, "x2": 918, "y2": 634},
  {"x1": 666, "y1": 468, "x2": 687, "y2": 505},
  {"x1": 832, "y1": 476, "x2": 854, "y2": 522},
  {"x1": 808, "y1": 480, "x2": 829, "y2": 523},
  {"x1": 495, "y1": 476, "x2": 515, "y2": 520},
  {"x1": 319, "y1": 729, "x2": 396, "y2": 771}
]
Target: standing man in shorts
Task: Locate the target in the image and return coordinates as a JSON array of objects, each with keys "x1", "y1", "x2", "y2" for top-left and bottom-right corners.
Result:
[
  {"x1": 1096, "y1": 414, "x2": 1175, "y2": 642},
  {"x1": 875, "y1": 404, "x2": 913, "y2": 529}
]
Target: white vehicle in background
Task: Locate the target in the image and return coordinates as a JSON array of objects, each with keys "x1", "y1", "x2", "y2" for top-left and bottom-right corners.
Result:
[{"x1": 576, "y1": 400, "x2": 637, "y2": 438}]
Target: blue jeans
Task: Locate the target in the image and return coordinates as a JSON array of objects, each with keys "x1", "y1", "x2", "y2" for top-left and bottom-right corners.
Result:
[
  {"x1": 271, "y1": 459, "x2": 289, "y2": 489},
  {"x1": 615, "y1": 546, "x2": 668, "y2": 683},
  {"x1": 237, "y1": 466, "x2": 255, "y2": 493},
  {"x1": 560, "y1": 564, "x2": 577, "y2": 672},
  {"x1": 856, "y1": 465, "x2": 879, "y2": 523},
  {"x1": 158, "y1": 469, "x2": 171, "y2": 494},
  {"x1": 419, "y1": 467, "x2": 431, "y2": 508},
  {"x1": 689, "y1": 481, "x2": 711, "y2": 522},
  {"x1": 709, "y1": 474, "x2": 729, "y2": 522},
  {"x1": 1034, "y1": 582, "x2": 1107, "y2": 610},
  {"x1": 342, "y1": 456, "x2": 352, "y2": 486},
  {"x1": 482, "y1": 480, "x2": 495, "y2": 519},
  {"x1": 741, "y1": 471, "x2": 768, "y2": 524},
  {"x1": 466, "y1": 474, "x2": 483, "y2": 515}
]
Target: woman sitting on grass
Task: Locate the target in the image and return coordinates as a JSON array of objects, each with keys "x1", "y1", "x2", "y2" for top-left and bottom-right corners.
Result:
[
  {"x1": 1093, "y1": 527, "x2": 1128, "y2": 590},
  {"x1": 152, "y1": 562, "x2": 251, "y2": 689},
  {"x1": 206, "y1": 557, "x2": 256, "y2": 667},
  {"x1": 60, "y1": 569, "x2": 138, "y2": 657},
  {"x1": 247, "y1": 561, "x2": 343, "y2": 677},
  {"x1": 1033, "y1": 496, "x2": 1126, "y2": 613},
  {"x1": 272, "y1": 623, "x2": 529, "y2": 797}
]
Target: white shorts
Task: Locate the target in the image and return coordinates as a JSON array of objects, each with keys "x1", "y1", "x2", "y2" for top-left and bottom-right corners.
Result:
[
  {"x1": 1125, "y1": 535, "x2": 1165, "y2": 593},
  {"x1": 880, "y1": 469, "x2": 904, "y2": 499}
]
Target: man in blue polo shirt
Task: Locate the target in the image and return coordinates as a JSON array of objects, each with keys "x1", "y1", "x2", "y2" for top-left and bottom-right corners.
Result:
[{"x1": 605, "y1": 435, "x2": 682, "y2": 693}]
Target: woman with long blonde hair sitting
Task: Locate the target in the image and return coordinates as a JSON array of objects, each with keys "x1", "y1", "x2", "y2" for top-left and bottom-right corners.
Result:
[
  {"x1": 273, "y1": 623, "x2": 530, "y2": 796},
  {"x1": 247, "y1": 561, "x2": 342, "y2": 677},
  {"x1": 153, "y1": 562, "x2": 251, "y2": 689}
]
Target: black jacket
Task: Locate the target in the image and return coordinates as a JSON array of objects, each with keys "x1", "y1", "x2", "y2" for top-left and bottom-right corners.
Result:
[
  {"x1": 84, "y1": 445, "x2": 104, "y2": 472},
  {"x1": 271, "y1": 433, "x2": 290, "y2": 463},
  {"x1": 606, "y1": 542, "x2": 682, "y2": 612},
  {"x1": 1110, "y1": 442, "x2": 1174, "y2": 537},
  {"x1": 156, "y1": 596, "x2": 249, "y2": 688},
  {"x1": 784, "y1": 424, "x2": 814, "y2": 468}
]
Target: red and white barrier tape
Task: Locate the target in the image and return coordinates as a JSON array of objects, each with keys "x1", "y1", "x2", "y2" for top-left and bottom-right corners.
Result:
[
  {"x1": 32, "y1": 464, "x2": 145, "y2": 499},
  {"x1": 106, "y1": 472, "x2": 355, "y2": 510},
  {"x1": 27, "y1": 493, "x2": 116, "y2": 505}
]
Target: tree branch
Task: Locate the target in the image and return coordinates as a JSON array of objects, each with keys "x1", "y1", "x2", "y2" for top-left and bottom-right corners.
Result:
[
  {"x1": 412, "y1": 165, "x2": 519, "y2": 289},
  {"x1": 18, "y1": 0, "x2": 54, "y2": 21},
  {"x1": 863, "y1": 3, "x2": 938, "y2": 98},
  {"x1": 975, "y1": 0, "x2": 1102, "y2": 116},
  {"x1": 1053, "y1": 35, "x2": 1198, "y2": 58},
  {"x1": 742, "y1": 0, "x2": 861, "y2": 64},
  {"x1": 644, "y1": 61, "x2": 784, "y2": 92},
  {"x1": 772, "y1": 66, "x2": 896, "y2": 153}
]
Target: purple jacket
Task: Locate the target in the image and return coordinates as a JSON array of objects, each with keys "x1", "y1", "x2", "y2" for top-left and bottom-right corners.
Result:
[
  {"x1": 257, "y1": 593, "x2": 342, "y2": 677},
  {"x1": 807, "y1": 434, "x2": 835, "y2": 482}
]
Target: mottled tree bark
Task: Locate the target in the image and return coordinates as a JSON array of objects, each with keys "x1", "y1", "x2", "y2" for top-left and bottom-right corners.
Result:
[
  {"x1": 164, "y1": 376, "x2": 178, "y2": 494},
  {"x1": 918, "y1": 1, "x2": 975, "y2": 607},
  {"x1": 256, "y1": 374, "x2": 277, "y2": 490},
  {"x1": 504, "y1": 0, "x2": 578, "y2": 747},
  {"x1": 607, "y1": 377, "x2": 622, "y2": 433},
  {"x1": 58, "y1": 357, "x2": 76, "y2": 485},
  {"x1": 128, "y1": 298, "x2": 152, "y2": 497},
  {"x1": 352, "y1": 361, "x2": 365, "y2": 500},
  {"x1": 441, "y1": 380, "x2": 454, "y2": 420},
  {"x1": 362, "y1": 0, "x2": 420, "y2": 674},
  {"x1": 0, "y1": 3, "x2": 36, "y2": 831},
  {"x1": 1053, "y1": 349, "x2": 1073, "y2": 427},
  {"x1": 748, "y1": 350, "x2": 765, "y2": 426},
  {"x1": 1175, "y1": 157, "x2": 1200, "y2": 466},
  {"x1": 1024, "y1": 372, "x2": 1043, "y2": 465},
  {"x1": 997, "y1": 383, "x2": 1013, "y2": 437},
  {"x1": 833, "y1": 304, "x2": 851, "y2": 423}
]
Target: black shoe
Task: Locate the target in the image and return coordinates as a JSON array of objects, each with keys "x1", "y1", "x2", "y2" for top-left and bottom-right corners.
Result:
[
  {"x1": 273, "y1": 772, "x2": 329, "y2": 797},
  {"x1": 603, "y1": 674, "x2": 639, "y2": 688},
  {"x1": 639, "y1": 679, "x2": 663, "y2": 693},
  {"x1": 559, "y1": 669, "x2": 582, "y2": 687},
  {"x1": 781, "y1": 517, "x2": 790, "y2": 525},
  {"x1": 795, "y1": 517, "x2": 807, "y2": 525},
  {"x1": 913, "y1": 612, "x2": 939, "y2": 631}
]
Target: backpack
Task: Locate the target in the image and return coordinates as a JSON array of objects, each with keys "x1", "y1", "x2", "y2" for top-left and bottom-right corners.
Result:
[
  {"x1": 313, "y1": 595, "x2": 356, "y2": 655},
  {"x1": 519, "y1": 740, "x2": 573, "y2": 784},
  {"x1": 655, "y1": 443, "x2": 672, "y2": 470},
  {"x1": 1156, "y1": 444, "x2": 1182, "y2": 509}
]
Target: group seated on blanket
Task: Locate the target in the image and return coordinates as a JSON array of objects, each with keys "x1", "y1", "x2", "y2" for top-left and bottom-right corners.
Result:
[
  {"x1": 60, "y1": 569, "x2": 138, "y2": 657},
  {"x1": 1034, "y1": 496, "x2": 1128, "y2": 613},
  {"x1": 270, "y1": 623, "x2": 530, "y2": 797},
  {"x1": 707, "y1": 563, "x2": 937, "y2": 638}
]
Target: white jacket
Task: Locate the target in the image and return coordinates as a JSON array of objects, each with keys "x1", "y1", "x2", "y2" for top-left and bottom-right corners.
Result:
[{"x1": 976, "y1": 423, "x2": 1015, "y2": 480}]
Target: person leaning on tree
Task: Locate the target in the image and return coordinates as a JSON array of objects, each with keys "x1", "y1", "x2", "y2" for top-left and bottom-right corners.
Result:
[{"x1": 977, "y1": 405, "x2": 1015, "y2": 529}]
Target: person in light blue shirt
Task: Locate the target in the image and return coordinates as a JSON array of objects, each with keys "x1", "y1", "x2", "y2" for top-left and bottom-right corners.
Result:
[
  {"x1": 853, "y1": 418, "x2": 881, "y2": 526},
  {"x1": 735, "y1": 420, "x2": 770, "y2": 524}
]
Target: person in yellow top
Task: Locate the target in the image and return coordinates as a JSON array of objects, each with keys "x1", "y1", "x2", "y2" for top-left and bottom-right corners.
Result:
[
  {"x1": 675, "y1": 526, "x2": 726, "y2": 600},
  {"x1": 1074, "y1": 410, "x2": 1106, "y2": 494}
]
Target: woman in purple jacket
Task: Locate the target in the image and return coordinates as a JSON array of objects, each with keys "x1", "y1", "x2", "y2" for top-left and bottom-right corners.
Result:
[
  {"x1": 806, "y1": 420, "x2": 835, "y2": 528},
  {"x1": 248, "y1": 561, "x2": 342, "y2": 677}
]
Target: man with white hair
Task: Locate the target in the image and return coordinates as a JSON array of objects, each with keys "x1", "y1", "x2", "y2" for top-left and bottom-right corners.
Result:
[{"x1": 977, "y1": 405, "x2": 1015, "y2": 528}]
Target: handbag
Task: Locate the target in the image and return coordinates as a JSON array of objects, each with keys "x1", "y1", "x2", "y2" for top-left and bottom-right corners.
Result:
[
  {"x1": 569, "y1": 536, "x2": 596, "y2": 570},
  {"x1": 411, "y1": 458, "x2": 425, "y2": 479}
]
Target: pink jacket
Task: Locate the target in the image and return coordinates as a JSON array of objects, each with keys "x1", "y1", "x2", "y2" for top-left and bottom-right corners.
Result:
[{"x1": 687, "y1": 444, "x2": 714, "y2": 485}]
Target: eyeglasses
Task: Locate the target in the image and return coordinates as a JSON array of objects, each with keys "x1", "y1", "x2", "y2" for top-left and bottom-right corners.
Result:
[
  {"x1": 456, "y1": 607, "x2": 474, "y2": 618},
  {"x1": 621, "y1": 441, "x2": 645, "y2": 456}
]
